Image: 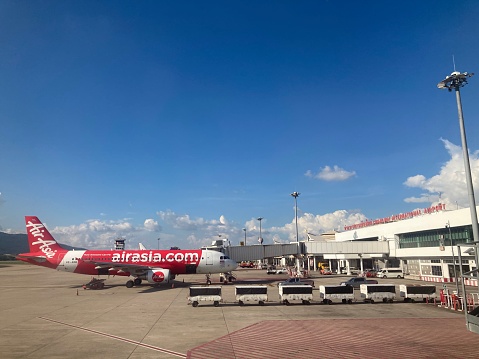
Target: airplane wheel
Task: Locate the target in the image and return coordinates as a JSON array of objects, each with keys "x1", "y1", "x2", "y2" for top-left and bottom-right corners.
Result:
[
  {"x1": 192, "y1": 301, "x2": 198, "y2": 307},
  {"x1": 214, "y1": 301, "x2": 220, "y2": 307},
  {"x1": 134, "y1": 278, "x2": 142, "y2": 286},
  {"x1": 126, "y1": 280, "x2": 134, "y2": 288}
]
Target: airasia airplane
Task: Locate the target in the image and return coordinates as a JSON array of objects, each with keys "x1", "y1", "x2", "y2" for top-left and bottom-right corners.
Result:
[{"x1": 16, "y1": 216, "x2": 237, "y2": 288}]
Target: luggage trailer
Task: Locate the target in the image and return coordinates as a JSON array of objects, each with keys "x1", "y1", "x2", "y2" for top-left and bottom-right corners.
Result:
[
  {"x1": 360, "y1": 284, "x2": 396, "y2": 303},
  {"x1": 319, "y1": 285, "x2": 355, "y2": 304},
  {"x1": 235, "y1": 285, "x2": 268, "y2": 306},
  {"x1": 399, "y1": 284, "x2": 437, "y2": 303},
  {"x1": 279, "y1": 284, "x2": 313, "y2": 305},
  {"x1": 188, "y1": 286, "x2": 222, "y2": 307}
]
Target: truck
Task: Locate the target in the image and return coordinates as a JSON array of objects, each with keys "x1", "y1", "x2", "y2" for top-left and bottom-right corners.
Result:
[
  {"x1": 360, "y1": 284, "x2": 396, "y2": 303},
  {"x1": 400, "y1": 284, "x2": 437, "y2": 303},
  {"x1": 319, "y1": 285, "x2": 355, "y2": 304},
  {"x1": 235, "y1": 285, "x2": 268, "y2": 306},
  {"x1": 188, "y1": 286, "x2": 222, "y2": 307},
  {"x1": 278, "y1": 277, "x2": 315, "y2": 287},
  {"x1": 278, "y1": 285, "x2": 313, "y2": 305},
  {"x1": 339, "y1": 277, "x2": 378, "y2": 289}
]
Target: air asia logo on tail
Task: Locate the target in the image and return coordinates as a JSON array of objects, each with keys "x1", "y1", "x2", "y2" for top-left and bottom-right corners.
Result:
[{"x1": 26, "y1": 221, "x2": 57, "y2": 259}]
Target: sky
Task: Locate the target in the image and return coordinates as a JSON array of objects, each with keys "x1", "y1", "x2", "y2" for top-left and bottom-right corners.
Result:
[{"x1": 1, "y1": 1, "x2": 479, "y2": 250}]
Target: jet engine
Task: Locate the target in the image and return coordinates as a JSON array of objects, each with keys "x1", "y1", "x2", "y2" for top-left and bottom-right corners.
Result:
[{"x1": 145, "y1": 268, "x2": 171, "y2": 284}]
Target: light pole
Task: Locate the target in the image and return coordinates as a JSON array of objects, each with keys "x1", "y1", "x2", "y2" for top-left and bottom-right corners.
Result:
[
  {"x1": 157, "y1": 237, "x2": 160, "y2": 250},
  {"x1": 438, "y1": 71, "x2": 479, "y2": 291},
  {"x1": 257, "y1": 217, "x2": 263, "y2": 244},
  {"x1": 243, "y1": 228, "x2": 247, "y2": 246},
  {"x1": 446, "y1": 221, "x2": 460, "y2": 295},
  {"x1": 291, "y1": 191, "x2": 301, "y2": 275}
]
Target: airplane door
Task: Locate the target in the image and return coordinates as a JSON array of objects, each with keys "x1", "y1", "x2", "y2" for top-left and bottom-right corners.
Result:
[{"x1": 205, "y1": 250, "x2": 213, "y2": 266}]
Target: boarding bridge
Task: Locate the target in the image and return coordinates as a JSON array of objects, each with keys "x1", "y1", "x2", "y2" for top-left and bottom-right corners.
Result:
[{"x1": 223, "y1": 241, "x2": 389, "y2": 263}]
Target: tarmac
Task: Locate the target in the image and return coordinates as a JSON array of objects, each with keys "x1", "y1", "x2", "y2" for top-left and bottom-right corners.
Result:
[{"x1": 1, "y1": 263, "x2": 479, "y2": 359}]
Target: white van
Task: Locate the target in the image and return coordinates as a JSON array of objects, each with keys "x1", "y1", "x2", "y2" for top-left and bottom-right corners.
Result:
[{"x1": 377, "y1": 268, "x2": 404, "y2": 279}]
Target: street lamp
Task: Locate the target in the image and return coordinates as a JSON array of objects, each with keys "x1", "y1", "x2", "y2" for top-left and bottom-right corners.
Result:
[
  {"x1": 257, "y1": 217, "x2": 263, "y2": 244},
  {"x1": 446, "y1": 221, "x2": 460, "y2": 295},
  {"x1": 438, "y1": 71, "x2": 479, "y2": 292},
  {"x1": 157, "y1": 237, "x2": 160, "y2": 250},
  {"x1": 291, "y1": 191, "x2": 301, "y2": 276},
  {"x1": 243, "y1": 228, "x2": 247, "y2": 246}
]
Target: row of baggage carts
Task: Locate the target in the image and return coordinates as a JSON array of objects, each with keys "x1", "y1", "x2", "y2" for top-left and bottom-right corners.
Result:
[{"x1": 187, "y1": 284, "x2": 437, "y2": 307}]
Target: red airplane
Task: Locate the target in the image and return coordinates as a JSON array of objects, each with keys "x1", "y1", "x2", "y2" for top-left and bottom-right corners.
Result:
[{"x1": 16, "y1": 216, "x2": 237, "y2": 287}]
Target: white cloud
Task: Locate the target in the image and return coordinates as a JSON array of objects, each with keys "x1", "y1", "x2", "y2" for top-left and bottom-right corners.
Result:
[
  {"x1": 306, "y1": 165, "x2": 356, "y2": 181},
  {"x1": 270, "y1": 209, "x2": 367, "y2": 242},
  {"x1": 50, "y1": 219, "x2": 150, "y2": 249},
  {"x1": 403, "y1": 138, "x2": 479, "y2": 209},
  {"x1": 144, "y1": 218, "x2": 161, "y2": 232}
]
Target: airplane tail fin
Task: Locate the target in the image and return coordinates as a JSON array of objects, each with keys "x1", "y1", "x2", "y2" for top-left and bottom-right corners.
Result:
[{"x1": 25, "y1": 216, "x2": 65, "y2": 257}]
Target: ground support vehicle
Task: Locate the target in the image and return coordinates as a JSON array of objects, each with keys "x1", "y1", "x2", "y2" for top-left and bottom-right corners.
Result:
[
  {"x1": 278, "y1": 285, "x2": 313, "y2": 305},
  {"x1": 400, "y1": 284, "x2": 437, "y2": 303},
  {"x1": 235, "y1": 285, "x2": 268, "y2": 306},
  {"x1": 340, "y1": 277, "x2": 378, "y2": 289},
  {"x1": 82, "y1": 278, "x2": 105, "y2": 290},
  {"x1": 360, "y1": 284, "x2": 396, "y2": 303},
  {"x1": 376, "y1": 268, "x2": 404, "y2": 278},
  {"x1": 219, "y1": 272, "x2": 236, "y2": 284},
  {"x1": 267, "y1": 267, "x2": 289, "y2": 275},
  {"x1": 188, "y1": 286, "x2": 222, "y2": 307},
  {"x1": 319, "y1": 285, "x2": 355, "y2": 304}
]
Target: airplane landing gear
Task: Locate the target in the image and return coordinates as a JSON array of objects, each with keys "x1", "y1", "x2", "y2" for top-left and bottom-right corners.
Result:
[{"x1": 205, "y1": 274, "x2": 211, "y2": 285}]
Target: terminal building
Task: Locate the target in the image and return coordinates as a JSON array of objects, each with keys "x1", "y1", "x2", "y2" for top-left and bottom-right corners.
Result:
[{"x1": 226, "y1": 204, "x2": 478, "y2": 286}]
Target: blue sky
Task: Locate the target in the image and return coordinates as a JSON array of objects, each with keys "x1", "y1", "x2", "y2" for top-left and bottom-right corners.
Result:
[{"x1": 2, "y1": 1, "x2": 479, "y2": 250}]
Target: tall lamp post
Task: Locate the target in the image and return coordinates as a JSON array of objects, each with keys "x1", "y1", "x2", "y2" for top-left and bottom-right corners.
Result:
[
  {"x1": 257, "y1": 217, "x2": 263, "y2": 244},
  {"x1": 446, "y1": 221, "x2": 460, "y2": 295},
  {"x1": 157, "y1": 237, "x2": 160, "y2": 250},
  {"x1": 243, "y1": 228, "x2": 247, "y2": 246},
  {"x1": 291, "y1": 191, "x2": 301, "y2": 275},
  {"x1": 438, "y1": 71, "x2": 479, "y2": 291}
]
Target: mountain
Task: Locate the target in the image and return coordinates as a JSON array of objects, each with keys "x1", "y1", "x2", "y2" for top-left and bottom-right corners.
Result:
[{"x1": 0, "y1": 232, "x2": 83, "y2": 256}]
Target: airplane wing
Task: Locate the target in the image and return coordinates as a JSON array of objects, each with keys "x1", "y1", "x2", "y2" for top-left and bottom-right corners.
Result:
[{"x1": 83, "y1": 259, "x2": 155, "y2": 274}]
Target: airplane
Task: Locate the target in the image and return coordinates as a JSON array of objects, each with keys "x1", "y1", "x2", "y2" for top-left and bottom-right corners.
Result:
[{"x1": 16, "y1": 216, "x2": 238, "y2": 288}]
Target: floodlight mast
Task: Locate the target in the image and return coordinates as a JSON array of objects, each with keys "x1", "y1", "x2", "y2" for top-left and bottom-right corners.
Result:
[{"x1": 438, "y1": 71, "x2": 479, "y2": 292}]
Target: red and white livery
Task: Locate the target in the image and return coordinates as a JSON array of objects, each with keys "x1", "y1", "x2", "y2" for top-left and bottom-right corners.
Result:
[{"x1": 17, "y1": 216, "x2": 237, "y2": 288}]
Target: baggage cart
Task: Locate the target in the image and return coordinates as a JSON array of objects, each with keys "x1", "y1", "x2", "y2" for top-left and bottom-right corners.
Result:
[
  {"x1": 279, "y1": 284, "x2": 313, "y2": 305},
  {"x1": 400, "y1": 284, "x2": 436, "y2": 302},
  {"x1": 235, "y1": 285, "x2": 268, "y2": 306},
  {"x1": 319, "y1": 285, "x2": 354, "y2": 304},
  {"x1": 188, "y1": 286, "x2": 222, "y2": 307},
  {"x1": 360, "y1": 284, "x2": 396, "y2": 303}
]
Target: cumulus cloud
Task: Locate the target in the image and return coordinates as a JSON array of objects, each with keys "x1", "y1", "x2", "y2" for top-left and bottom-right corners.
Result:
[
  {"x1": 305, "y1": 165, "x2": 356, "y2": 181},
  {"x1": 270, "y1": 209, "x2": 367, "y2": 242},
  {"x1": 50, "y1": 219, "x2": 152, "y2": 249},
  {"x1": 403, "y1": 138, "x2": 479, "y2": 209},
  {"x1": 144, "y1": 218, "x2": 161, "y2": 232}
]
